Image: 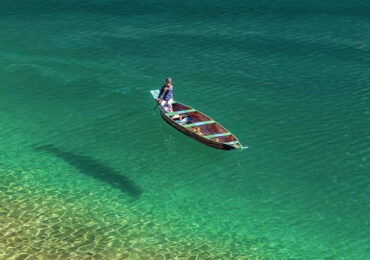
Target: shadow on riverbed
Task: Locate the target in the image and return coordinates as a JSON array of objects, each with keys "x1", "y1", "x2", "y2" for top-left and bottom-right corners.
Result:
[{"x1": 33, "y1": 144, "x2": 142, "y2": 198}]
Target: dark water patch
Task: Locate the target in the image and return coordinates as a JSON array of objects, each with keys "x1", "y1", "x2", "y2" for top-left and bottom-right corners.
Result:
[
  {"x1": 33, "y1": 144, "x2": 142, "y2": 198},
  {"x1": 2, "y1": 0, "x2": 370, "y2": 19}
]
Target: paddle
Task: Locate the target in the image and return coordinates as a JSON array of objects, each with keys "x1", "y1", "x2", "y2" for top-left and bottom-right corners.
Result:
[
  {"x1": 153, "y1": 100, "x2": 161, "y2": 110},
  {"x1": 150, "y1": 89, "x2": 161, "y2": 110}
]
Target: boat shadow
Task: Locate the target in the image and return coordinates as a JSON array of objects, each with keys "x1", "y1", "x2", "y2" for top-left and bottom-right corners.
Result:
[{"x1": 33, "y1": 144, "x2": 142, "y2": 199}]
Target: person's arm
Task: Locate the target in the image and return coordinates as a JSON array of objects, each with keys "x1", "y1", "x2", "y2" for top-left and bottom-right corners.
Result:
[
  {"x1": 157, "y1": 87, "x2": 163, "y2": 99},
  {"x1": 157, "y1": 87, "x2": 168, "y2": 103}
]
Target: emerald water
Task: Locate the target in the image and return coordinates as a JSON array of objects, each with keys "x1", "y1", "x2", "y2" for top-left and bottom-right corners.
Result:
[{"x1": 1, "y1": 0, "x2": 369, "y2": 259}]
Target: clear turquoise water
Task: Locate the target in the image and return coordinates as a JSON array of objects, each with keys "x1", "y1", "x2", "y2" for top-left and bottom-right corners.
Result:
[{"x1": 1, "y1": 0, "x2": 369, "y2": 259}]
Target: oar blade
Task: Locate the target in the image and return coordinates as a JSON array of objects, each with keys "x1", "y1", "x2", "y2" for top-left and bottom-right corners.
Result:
[{"x1": 150, "y1": 89, "x2": 160, "y2": 100}]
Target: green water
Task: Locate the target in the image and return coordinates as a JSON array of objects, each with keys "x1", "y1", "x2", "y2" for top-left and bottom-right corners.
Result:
[{"x1": 1, "y1": 0, "x2": 369, "y2": 259}]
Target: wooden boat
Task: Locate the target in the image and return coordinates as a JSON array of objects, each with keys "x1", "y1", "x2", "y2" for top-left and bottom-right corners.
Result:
[{"x1": 150, "y1": 90, "x2": 246, "y2": 150}]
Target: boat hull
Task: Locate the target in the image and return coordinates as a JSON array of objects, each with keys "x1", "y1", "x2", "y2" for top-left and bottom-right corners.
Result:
[{"x1": 160, "y1": 107, "x2": 238, "y2": 150}]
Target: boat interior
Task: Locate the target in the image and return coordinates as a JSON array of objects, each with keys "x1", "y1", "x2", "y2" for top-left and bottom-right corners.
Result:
[{"x1": 167, "y1": 103, "x2": 238, "y2": 144}]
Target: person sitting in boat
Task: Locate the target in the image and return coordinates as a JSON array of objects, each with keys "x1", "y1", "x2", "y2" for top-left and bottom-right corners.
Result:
[{"x1": 157, "y1": 78, "x2": 174, "y2": 113}]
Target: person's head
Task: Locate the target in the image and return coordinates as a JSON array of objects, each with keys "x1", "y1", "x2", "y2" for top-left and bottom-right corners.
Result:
[{"x1": 165, "y1": 77, "x2": 172, "y2": 86}]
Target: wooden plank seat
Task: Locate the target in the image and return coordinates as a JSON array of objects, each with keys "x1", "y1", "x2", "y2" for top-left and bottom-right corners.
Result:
[
  {"x1": 224, "y1": 141, "x2": 238, "y2": 145},
  {"x1": 183, "y1": 120, "x2": 215, "y2": 128},
  {"x1": 205, "y1": 133, "x2": 232, "y2": 139},
  {"x1": 166, "y1": 109, "x2": 196, "y2": 117}
]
